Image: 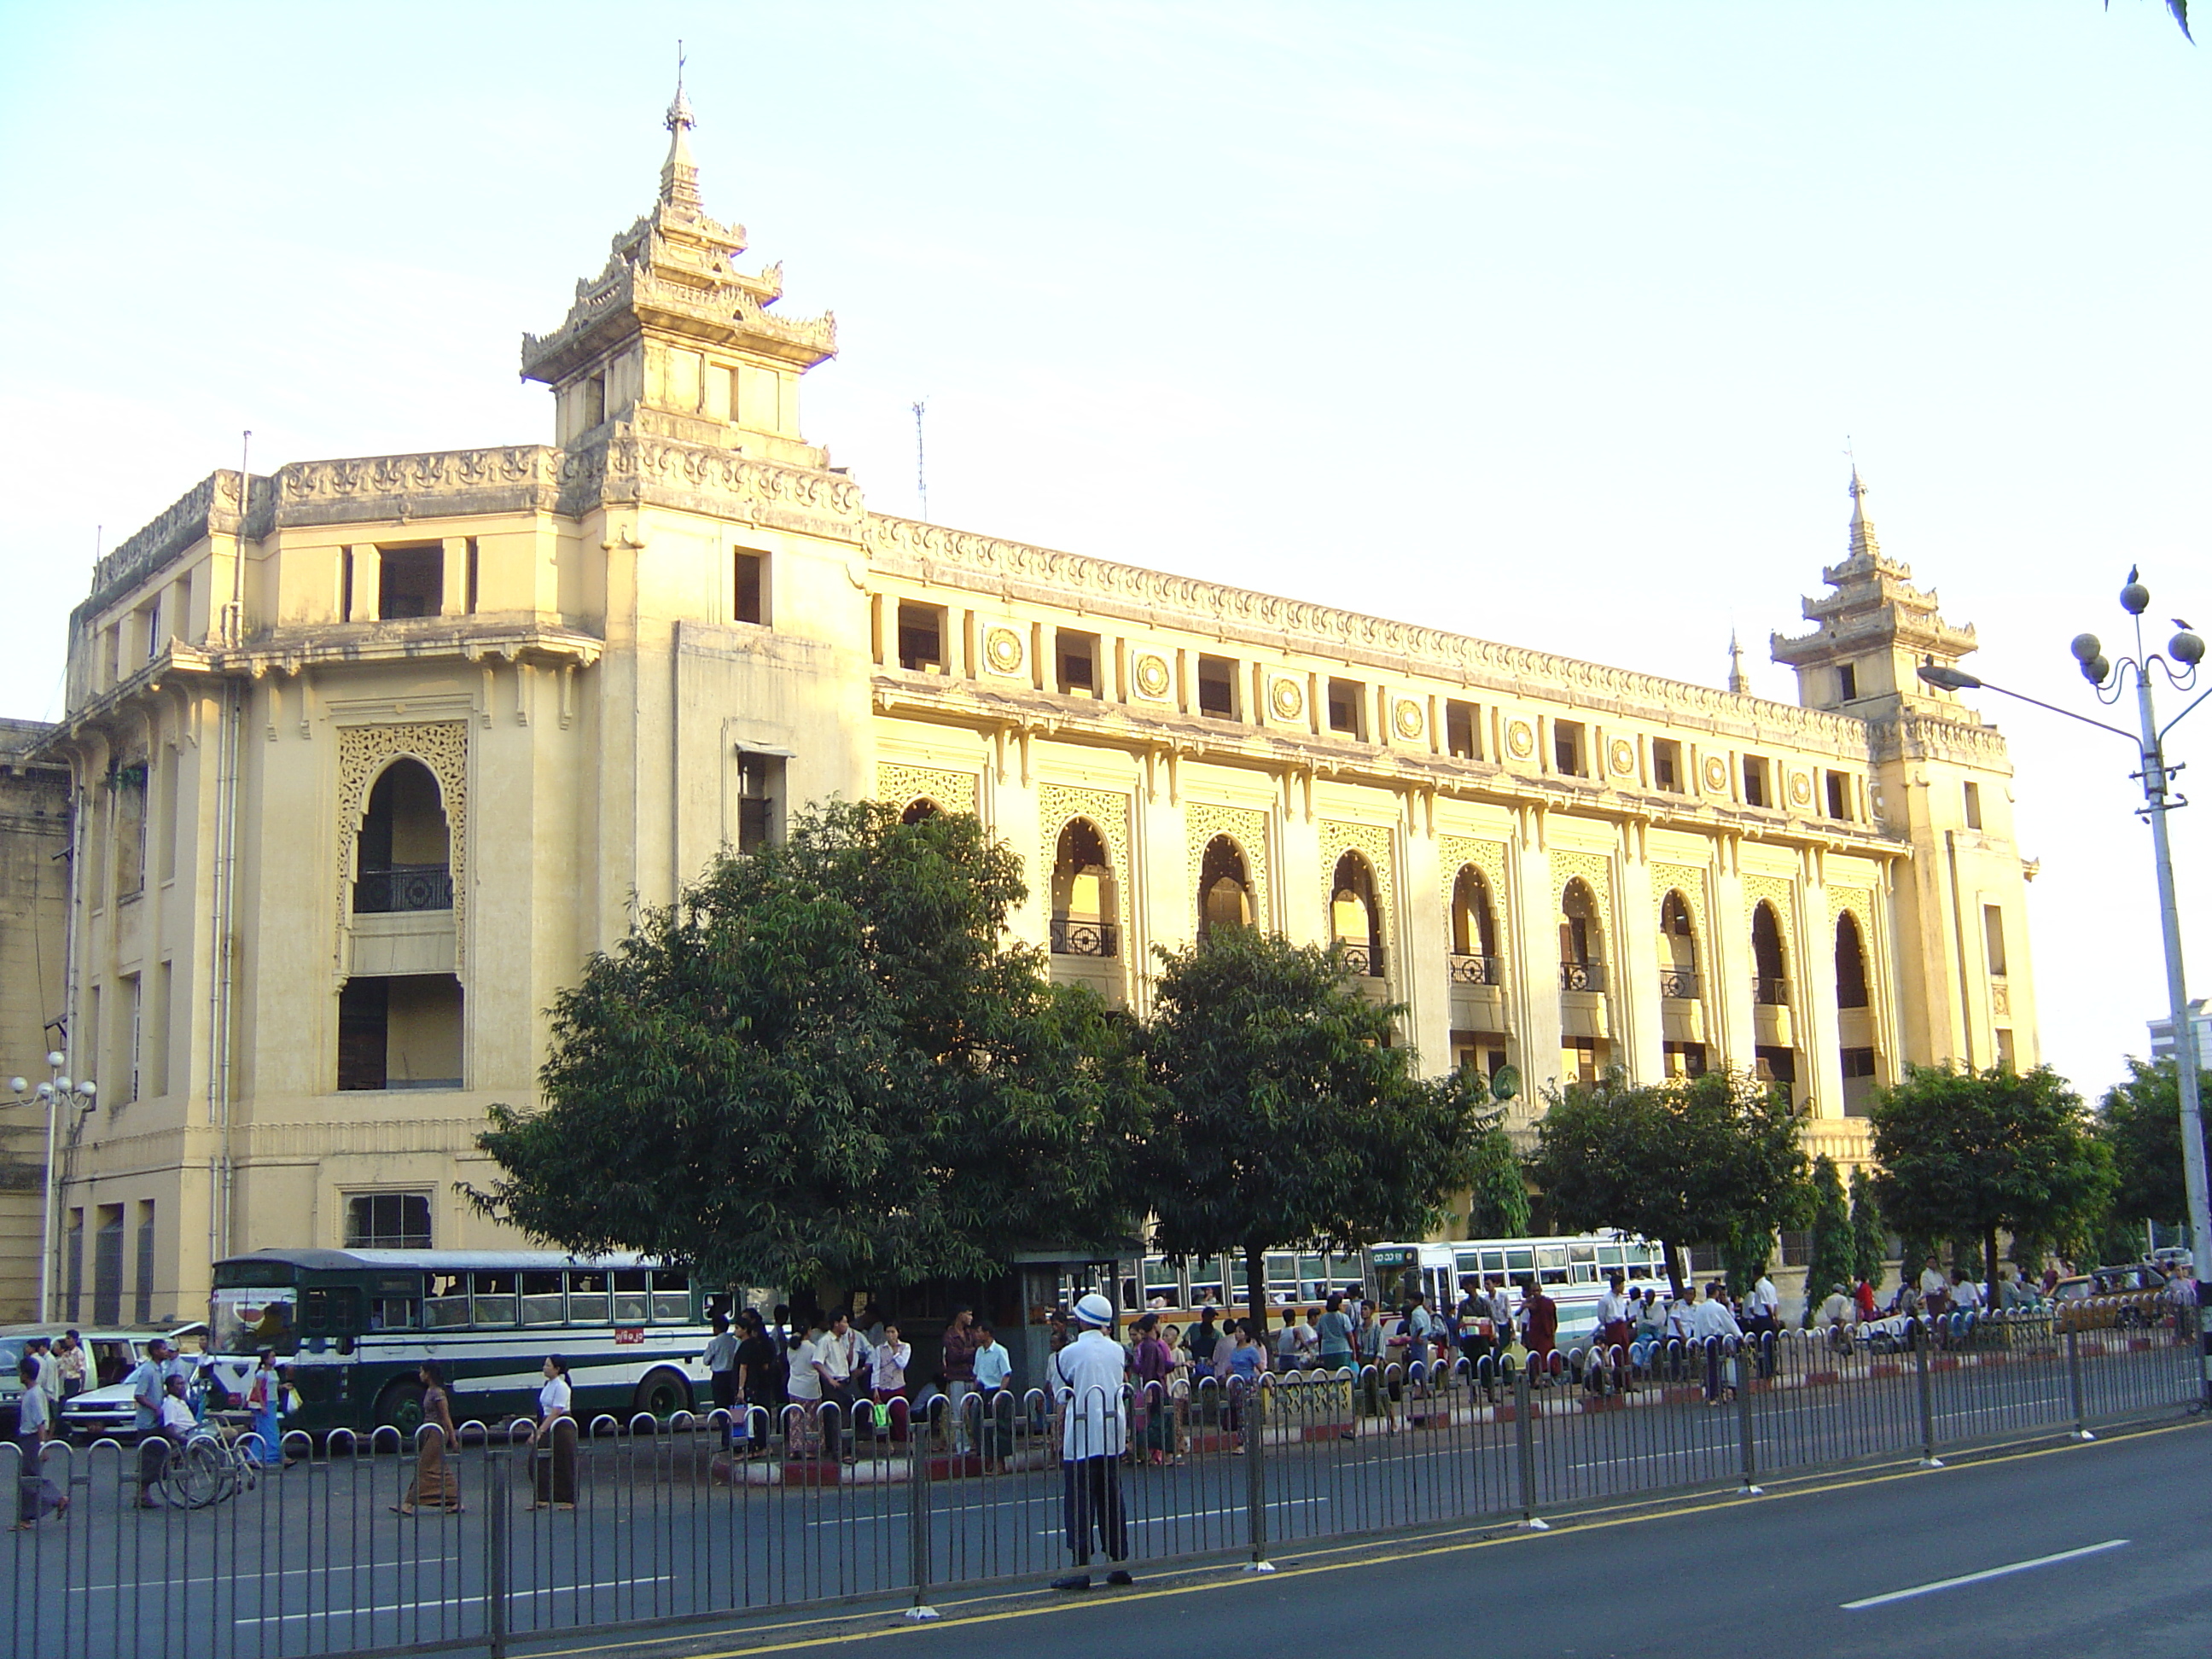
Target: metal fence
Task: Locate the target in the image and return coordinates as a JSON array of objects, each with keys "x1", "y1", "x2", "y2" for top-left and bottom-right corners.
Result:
[{"x1": 5, "y1": 1297, "x2": 2200, "y2": 1659}]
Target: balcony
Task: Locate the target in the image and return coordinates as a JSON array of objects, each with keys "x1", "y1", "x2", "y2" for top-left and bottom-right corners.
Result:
[
  {"x1": 1447, "y1": 953, "x2": 1499, "y2": 986},
  {"x1": 1049, "y1": 918, "x2": 1118, "y2": 958},
  {"x1": 1659, "y1": 967, "x2": 1700, "y2": 1000},
  {"x1": 1753, "y1": 975, "x2": 1790, "y2": 1007},
  {"x1": 1337, "y1": 943, "x2": 1384, "y2": 979},
  {"x1": 353, "y1": 864, "x2": 453, "y2": 914},
  {"x1": 1560, "y1": 961, "x2": 1607, "y2": 993}
]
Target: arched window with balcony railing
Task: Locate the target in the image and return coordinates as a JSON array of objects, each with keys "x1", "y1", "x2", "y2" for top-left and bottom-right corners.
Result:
[
  {"x1": 1835, "y1": 911, "x2": 1870, "y2": 1009},
  {"x1": 1751, "y1": 901, "x2": 1790, "y2": 1006},
  {"x1": 1197, "y1": 835, "x2": 1254, "y2": 940},
  {"x1": 352, "y1": 758, "x2": 451, "y2": 914},
  {"x1": 1330, "y1": 850, "x2": 1384, "y2": 977},
  {"x1": 1448, "y1": 865, "x2": 1499, "y2": 986},
  {"x1": 1659, "y1": 890, "x2": 1699, "y2": 1000},
  {"x1": 1049, "y1": 818, "x2": 1118, "y2": 958},
  {"x1": 1558, "y1": 878, "x2": 1605, "y2": 992}
]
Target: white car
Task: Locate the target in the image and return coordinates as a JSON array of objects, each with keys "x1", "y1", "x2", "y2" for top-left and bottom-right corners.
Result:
[{"x1": 47, "y1": 1324, "x2": 212, "y2": 1441}]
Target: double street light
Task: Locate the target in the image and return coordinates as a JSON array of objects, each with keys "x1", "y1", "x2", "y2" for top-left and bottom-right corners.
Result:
[
  {"x1": 6, "y1": 1053, "x2": 97, "y2": 1324},
  {"x1": 1918, "y1": 573, "x2": 2209, "y2": 1402}
]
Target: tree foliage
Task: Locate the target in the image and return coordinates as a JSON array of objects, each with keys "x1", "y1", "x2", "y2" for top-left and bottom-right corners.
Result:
[
  {"x1": 1847, "y1": 1166, "x2": 1887, "y2": 1289},
  {"x1": 1526, "y1": 1068, "x2": 1808, "y2": 1295},
  {"x1": 1870, "y1": 1062, "x2": 2115, "y2": 1309},
  {"x1": 1465, "y1": 1122, "x2": 1534, "y2": 1240},
  {"x1": 2096, "y1": 1057, "x2": 2197, "y2": 1230},
  {"x1": 1802, "y1": 1155, "x2": 1855, "y2": 1324},
  {"x1": 470, "y1": 800, "x2": 1152, "y2": 1294},
  {"x1": 1140, "y1": 928, "x2": 1492, "y2": 1313}
]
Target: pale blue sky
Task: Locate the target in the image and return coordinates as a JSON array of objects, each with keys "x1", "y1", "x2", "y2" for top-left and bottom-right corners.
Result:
[{"x1": 2, "y1": 3, "x2": 2205, "y2": 1097}]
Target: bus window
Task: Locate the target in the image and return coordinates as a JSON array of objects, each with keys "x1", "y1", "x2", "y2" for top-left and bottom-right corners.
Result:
[
  {"x1": 367, "y1": 1297, "x2": 419, "y2": 1332},
  {"x1": 612, "y1": 1270, "x2": 650, "y2": 1324},
  {"x1": 302, "y1": 1287, "x2": 362, "y2": 1338},
  {"x1": 1142, "y1": 1257, "x2": 1179, "y2": 1307},
  {"x1": 1597, "y1": 1244, "x2": 1625, "y2": 1270},
  {"x1": 1189, "y1": 1260, "x2": 1225, "y2": 1309},
  {"x1": 1537, "y1": 1246, "x2": 1570, "y2": 1286},
  {"x1": 471, "y1": 1272, "x2": 518, "y2": 1327},
  {"x1": 567, "y1": 1272, "x2": 609, "y2": 1323},
  {"x1": 1479, "y1": 1249, "x2": 1505, "y2": 1275},
  {"x1": 650, "y1": 1270, "x2": 690, "y2": 1323},
  {"x1": 1504, "y1": 1247, "x2": 1534, "y2": 1278},
  {"x1": 521, "y1": 1272, "x2": 566, "y2": 1324},
  {"x1": 425, "y1": 1275, "x2": 469, "y2": 1328}
]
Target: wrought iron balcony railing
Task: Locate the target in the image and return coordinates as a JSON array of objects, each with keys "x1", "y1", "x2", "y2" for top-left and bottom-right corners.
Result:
[
  {"x1": 1754, "y1": 975, "x2": 1790, "y2": 1007},
  {"x1": 1560, "y1": 960, "x2": 1607, "y2": 993},
  {"x1": 1049, "y1": 918, "x2": 1118, "y2": 958},
  {"x1": 1659, "y1": 967, "x2": 1700, "y2": 1000},
  {"x1": 1337, "y1": 942, "x2": 1385, "y2": 979},
  {"x1": 353, "y1": 864, "x2": 453, "y2": 914},
  {"x1": 1447, "y1": 952, "x2": 1499, "y2": 986}
]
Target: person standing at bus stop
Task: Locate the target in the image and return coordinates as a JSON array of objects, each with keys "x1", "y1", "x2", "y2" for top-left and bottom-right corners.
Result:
[
  {"x1": 703, "y1": 1314, "x2": 741, "y2": 1418},
  {"x1": 1050, "y1": 1293, "x2": 1132, "y2": 1592},
  {"x1": 528, "y1": 1356, "x2": 577, "y2": 1510}
]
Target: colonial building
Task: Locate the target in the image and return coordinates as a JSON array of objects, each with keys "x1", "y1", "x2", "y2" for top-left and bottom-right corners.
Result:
[
  {"x1": 27, "y1": 92, "x2": 2040, "y2": 1320},
  {"x1": 1, "y1": 720, "x2": 71, "y2": 1322}
]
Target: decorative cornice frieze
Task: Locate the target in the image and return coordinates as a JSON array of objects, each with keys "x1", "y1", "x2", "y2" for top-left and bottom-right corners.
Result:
[
  {"x1": 863, "y1": 513, "x2": 1877, "y2": 755},
  {"x1": 274, "y1": 446, "x2": 563, "y2": 529},
  {"x1": 563, "y1": 430, "x2": 864, "y2": 529},
  {"x1": 80, "y1": 470, "x2": 276, "y2": 620},
  {"x1": 1865, "y1": 711, "x2": 2012, "y2": 771}
]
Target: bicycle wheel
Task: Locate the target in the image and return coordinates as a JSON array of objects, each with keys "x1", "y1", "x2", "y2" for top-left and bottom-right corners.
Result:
[{"x1": 177, "y1": 1440, "x2": 230, "y2": 1509}]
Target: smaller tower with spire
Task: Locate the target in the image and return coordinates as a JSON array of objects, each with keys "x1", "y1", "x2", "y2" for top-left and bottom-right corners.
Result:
[
  {"x1": 1726, "y1": 630, "x2": 1750, "y2": 696},
  {"x1": 1770, "y1": 467, "x2": 1977, "y2": 714}
]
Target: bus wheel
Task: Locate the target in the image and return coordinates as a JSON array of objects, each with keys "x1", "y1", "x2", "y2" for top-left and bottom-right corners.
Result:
[
  {"x1": 375, "y1": 1378, "x2": 427, "y2": 1437},
  {"x1": 633, "y1": 1368, "x2": 691, "y2": 1420}
]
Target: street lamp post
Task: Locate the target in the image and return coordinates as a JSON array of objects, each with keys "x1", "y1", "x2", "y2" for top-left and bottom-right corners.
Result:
[
  {"x1": 6, "y1": 1053, "x2": 97, "y2": 1324},
  {"x1": 1918, "y1": 573, "x2": 2209, "y2": 1406}
]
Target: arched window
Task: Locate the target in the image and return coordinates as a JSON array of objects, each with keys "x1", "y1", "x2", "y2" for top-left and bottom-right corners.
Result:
[
  {"x1": 1449, "y1": 866, "x2": 1499, "y2": 985},
  {"x1": 353, "y1": 759, "x2": 451, "y2": 913},
  {"x1": 1659, "y1": 890, "x2": 1698, "y2": 998},
  {"x1": 900, "y1": 798, "x2": 940, "y2": 825},
  {"x1": 1330, "y1": 851, "x2": 1383, "y2": 977},
  {"x1": 1751, "y1": 902, "x2": 1790, "y2": 1005},
  {"x1": 1835, "y1": 912, "x2": 1870, "y2": 1009},
  {"x1": 1558, "y1": 879, "x2": 1604, "y2": 992},
  {"x1": 1050, "y1": 819, "x2": 1118, "y2": 958},
  {"x1": 1197, "y1": 835, "x2": 1254, "y2": 939}
]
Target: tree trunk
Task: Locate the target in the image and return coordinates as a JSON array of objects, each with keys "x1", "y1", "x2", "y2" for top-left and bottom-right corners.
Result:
[
  {"x1": 1662, "y1": 1239, "x2": 1685, "y2": 1299},
  {"x1": 1985, "y1": 1227, "x2": 2000, "y2": 1316},
  {"x1": 1244, "y1": 1243, "x2": 1271, "y2": 1339}
]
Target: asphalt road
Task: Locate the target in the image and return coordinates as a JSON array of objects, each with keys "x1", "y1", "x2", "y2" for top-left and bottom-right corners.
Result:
[{"x1": 798, "y1": 1417, "x2": 2212, "y2": 1659}]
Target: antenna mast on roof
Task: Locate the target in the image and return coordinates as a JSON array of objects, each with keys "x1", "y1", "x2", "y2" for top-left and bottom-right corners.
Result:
[{"x1": 912, "y1": 399, "x2": 929, "y2": 521}]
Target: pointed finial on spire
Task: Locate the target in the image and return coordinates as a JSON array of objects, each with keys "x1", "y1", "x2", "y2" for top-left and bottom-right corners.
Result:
[
  {"x1": 1727, "y1": 629, "x2": 1750, "y2": 696},
  {"x1": 660, "y1": 41, "x2": 702, "y2": 212},
  {"x1": 1846, "y1": 451, "x2": 1882, "y2": 561}
]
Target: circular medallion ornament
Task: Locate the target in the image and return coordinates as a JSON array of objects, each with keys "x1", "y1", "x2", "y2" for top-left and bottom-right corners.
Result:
[
  {"x1": 1270, "y1": 677, "x2": 1305, "y2": 721},
  {"x1": 1703, "y1": 755, "x2": 1729, "y2": 793},
  {"x1": 1610, "y1": 738, "x2": 1635, "y2": 776},
  {"x1": 984, "y1": 626, "x2": 1024, "y2": 675},
  {"x1": 1394, "y1": 698, "x2": 1424, "y2": 740},
  {"x1": 1506, "y1": 721, "x2": 1535, "y2": 760},
  {"x1": 1790, "y1": 771, "x2": 1814, "y2": 807},
  {"x1": 1134, "y1": 654, "x2": 1172, "y2": 700}
]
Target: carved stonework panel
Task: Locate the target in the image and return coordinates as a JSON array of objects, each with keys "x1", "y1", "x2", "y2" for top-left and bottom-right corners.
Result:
[
  {"x1": 1743, "y1": 873, "x2": 1796, "y2": 962},
  {"x1": 1550, "y1": 848, "x2": 1615, "y2": 948},
  {"x1": 1609, "y1": 737, "x2": 1637, "y2": 777},
  {"x1": 1703, "y1": 754, "x2": 1731, "y2": 795},
  {"x1": 1266, "y1": 675, "x2": 1306, "y2": 725},
  {"x1": 1185, "y1": 801, "x2": 1271, "y2": 929},
  {"x1": 1829, "y1": 886, "x2": 1874, "y2": 928},
  {"x1": 983, "y1": 625, "x2": 1026, "y2": 678},
  {"x1": 1392, "y1": 698, "x2": 1424, "y2": 742},
  {"x1": 876, "y1": 763, "x2": 979, "y2": 818},
  {"x1": 1651, "y1": 861, "x2": 1710, "y2": 945},
  {"x1": 1039, "y1": 782, "x2": 1135, "y2": 953},
  {"x1": 1788, "y1": 770, "x2": 1815, "y2": 809},
  {"x1": 337, "y1": 721, "x2": 469, "y2": 973},
  {"x1": 1132, "y1": 652, "x2": 1174, "y2": 702},
  {"x1": 1319, "y1": 820, "x2": 1398, "y2": 933},
  {"x1": 1438, "y1": 835, "x2": 1511, "y2": 909},
  {"x1": 1505, "y1": 720, "x2": 1535, "y2": 760}
]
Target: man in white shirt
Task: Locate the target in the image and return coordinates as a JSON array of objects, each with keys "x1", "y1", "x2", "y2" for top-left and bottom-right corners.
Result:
[
  {"x1": 1918, "y1": 1255, "x2": 1950, "y2": 1312},
  {"x1": 1949, "y1": 1270, "x2": 1986, "y2": 1316},
  {"x1": 1050, "y1": 1293, "x2": 1132, "y2": 1592},
  {"x1": 1743, "y1": 1271, "x2": 1780, "y2": 1377},
  {"x1": 1693, "y1": 1284, "x2": 1743, "y2": 1403}
]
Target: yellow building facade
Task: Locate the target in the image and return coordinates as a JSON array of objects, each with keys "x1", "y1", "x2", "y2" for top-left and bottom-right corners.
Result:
[{"x1": 30, "y1": 96, "x2": 2040, "y2": 1320}]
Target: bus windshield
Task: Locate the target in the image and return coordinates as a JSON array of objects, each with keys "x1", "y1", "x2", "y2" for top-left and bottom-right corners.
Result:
[{"x1": 212, "y1": 1285, "x2": 300, "y2": 1354}]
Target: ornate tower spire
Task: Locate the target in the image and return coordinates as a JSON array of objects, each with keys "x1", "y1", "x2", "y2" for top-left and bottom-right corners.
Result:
[
  {"x1": 1847, "y1": 464, "x2": 1881, "y2": 562},
  {"x1": 660, "y1": 45, "x2": 702, "y2": 212},
  {"x1": 1727, "y1": 630, "x2": 1750, "y2": 696}
]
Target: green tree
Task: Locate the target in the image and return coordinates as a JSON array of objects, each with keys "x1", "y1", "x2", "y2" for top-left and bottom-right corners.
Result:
[
  {"x1": 1870, "y1": 1063, "x2": 2115, "y2": 1312},
  {"x1": 1847, "y1": 1166, "x2": 1887, "y2": 1289},
  {"x1": 1526, "y1": 1068, "x2": 1808, "y2": 1295},
  {"x1": 2097, "y1": 1057, "x2": 2199, "y2": 1236},
  {"x1": 469, "y1": 800, "x2": 1153, "y2": 1295},
  {"x1": 1464, "y1": 1122, "x2": 1533, "y2": 1239},
  {"x1": 1140, "y1": 928, "x2": 1490, "y2": 1315},
  {"x1": 1802, "y1": 1155, "x2": 1855, "y2": 1326}
]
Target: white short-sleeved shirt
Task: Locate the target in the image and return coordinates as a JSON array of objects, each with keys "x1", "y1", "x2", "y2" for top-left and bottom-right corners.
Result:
[
  {"x1": 784, "y1": 1336, "x2": 824, "y2": 1401},
  {"x1": 1051, "y1": 1329, "x2": 1128, "y2": 1461},
  {"x1": 538, "y1": 1375, "x2": 573, "y2": 1419}
]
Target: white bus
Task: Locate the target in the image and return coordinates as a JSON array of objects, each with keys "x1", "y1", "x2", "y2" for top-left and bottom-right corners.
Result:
[{"x1": 1365, "y1": 1232, "x2": 1671, "y2": 1344}]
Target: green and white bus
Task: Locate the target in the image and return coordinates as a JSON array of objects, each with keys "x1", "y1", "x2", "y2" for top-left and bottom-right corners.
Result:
[{"x1": 210, "y1": 1249, "x2": 717, "y2": 1435}]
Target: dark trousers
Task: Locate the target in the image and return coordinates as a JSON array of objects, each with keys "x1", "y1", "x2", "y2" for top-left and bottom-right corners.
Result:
[
  {"x1": 1060, "y1": 1456, "x2": 1128, "y2": 1565},
  {"x1": 710, "y1": 1371, "x2": 739, "y2": 1413}
]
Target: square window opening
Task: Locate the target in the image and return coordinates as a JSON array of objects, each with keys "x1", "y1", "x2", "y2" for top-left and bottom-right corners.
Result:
[
  {"x1": 378, "y1": 544, "x2": 443, "y2": 620},
  {"x1": 338, "y1": 974, "x2": 463, "y2": 1091},
  {"x1": 734, "y1": 550, "x2": 766, "y2": 625},
  {"x1": 1963, "y1": 781, "x2": 1982, "y2": 830},
  {"x1": 1057, "y1": 630, "x2": 1100, "y2": 696},
  {"x1": 1553, "y1": 720, "x2": 1585, "y2": 777},
  {"x1": 1837, "y1": 662, "x2": 1859, "y2": 701},
  {"x1": 896, "y1": 602, "x2": 945, "y2": 672},
  {"x1": 1825, "y1": 770, "x2": 1852, "y2": 820},
  {"x1": 1743, "y1": 756, "x2": 1771, "y2": 808},
  {"x1": 1652, "y1": 739, "x2": 1681, "y2": 793},
  {"x1": 1446, "y1": 700, "x2": 1479, "y2": 760},
  {"x1": 1326, "y1": 678, "x2": 1364, "y2": 736},
  {"x1": 1197, "y1": 655, "x2": 1238, "y2": 719},
  {"x1": 736, "y1": 753, "x2": 782, "y2": 853},
  {"x1": 345, "y1": 1192, "x2": 433, "y2": 1250}
]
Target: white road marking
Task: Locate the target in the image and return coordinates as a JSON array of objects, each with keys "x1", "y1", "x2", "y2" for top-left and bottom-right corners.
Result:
[
  {"x1": 1841, "y1": 1540, "x2": 2128, "y2": 1610},
  {"x1": 234, "y1": 1575, "x2": 675, "y2": 1625}
]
